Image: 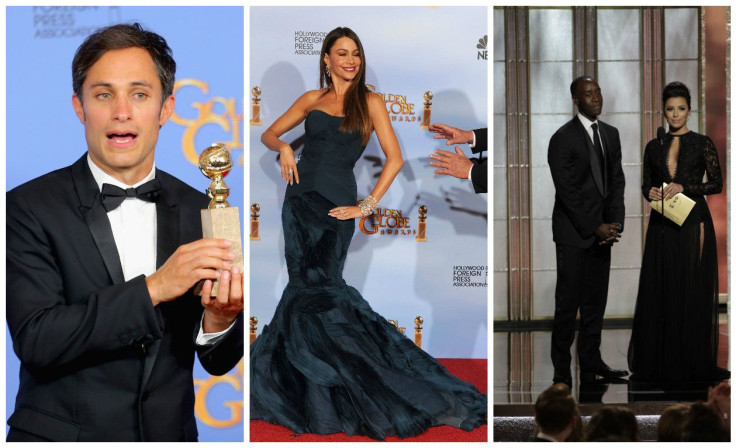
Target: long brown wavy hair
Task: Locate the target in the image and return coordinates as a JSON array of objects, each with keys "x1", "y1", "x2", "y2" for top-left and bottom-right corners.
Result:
[{"x1": 319, "y1": 27, "x2": 372, "y2": 145}]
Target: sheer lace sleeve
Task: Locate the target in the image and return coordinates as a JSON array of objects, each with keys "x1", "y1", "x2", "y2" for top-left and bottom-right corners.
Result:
[{"x1": 682, "y1": 136, "x2": 723, "y2": 197}]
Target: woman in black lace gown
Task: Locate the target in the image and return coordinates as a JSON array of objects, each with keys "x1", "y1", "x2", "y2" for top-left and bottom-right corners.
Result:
[
  {"x1": 627, "y1": 82, "x2": 724, "y2": 383},
  {"x1": 250, "y1": 27, "x2": 487, "y2": 440}
]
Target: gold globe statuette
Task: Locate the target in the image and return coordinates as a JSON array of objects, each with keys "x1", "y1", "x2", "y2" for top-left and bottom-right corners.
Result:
[
  {"x1": 414, "y1": 315, "x2": 423, "y2": 348},
  {"x1": 250, "y1": 86, "x2": 262, "y2": 126},
  {"x1": 420, "y1": 90, "x2": 433, "y2": 129},
  {"x1": 416, "y1": 205, "x2": 428, "y2": 242},
  {"x1": 195, "y1": 143, "x2": 243, "y2": 296},
  {"x1": 250, "y1": 203, "x2": 261, "y2": 241},
  {"x1": 250, "y1": 316, "x2": 259, "y2": 344}
]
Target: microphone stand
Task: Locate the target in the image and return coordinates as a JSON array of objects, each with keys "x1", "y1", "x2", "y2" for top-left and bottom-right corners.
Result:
[{"x1": 658, "y1": 127, "x2": 666, "y2": 348}]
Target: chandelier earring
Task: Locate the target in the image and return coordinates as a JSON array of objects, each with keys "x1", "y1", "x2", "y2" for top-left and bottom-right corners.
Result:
[{"x1": 326, "y1": 66, "x2": 331, "y2": 78}]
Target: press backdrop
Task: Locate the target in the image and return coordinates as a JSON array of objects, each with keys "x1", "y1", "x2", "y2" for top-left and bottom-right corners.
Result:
[{"x1": 249, "y1": 6, "x2": 488, "y2": 359}]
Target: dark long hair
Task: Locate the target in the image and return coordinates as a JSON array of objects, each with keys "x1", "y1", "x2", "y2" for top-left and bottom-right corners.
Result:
[{"x1": 319, "y1": 27, "x2": 372, "y2": 145}]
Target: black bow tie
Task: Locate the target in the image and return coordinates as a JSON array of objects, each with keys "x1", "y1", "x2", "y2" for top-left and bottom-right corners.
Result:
[{"x1": 100, "y1": 179, "x2": 161, "y2": 212}]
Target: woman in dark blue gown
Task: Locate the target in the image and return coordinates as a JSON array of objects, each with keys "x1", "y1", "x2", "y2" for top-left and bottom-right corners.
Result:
[{"x1": 250, "y1": 27, "x2": 487, "y2": 440}]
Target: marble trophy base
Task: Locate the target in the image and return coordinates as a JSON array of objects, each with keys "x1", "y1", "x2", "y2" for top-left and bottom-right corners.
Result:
[{"x1": 194, "y1": 207, "x2": 243, "y2": 296}]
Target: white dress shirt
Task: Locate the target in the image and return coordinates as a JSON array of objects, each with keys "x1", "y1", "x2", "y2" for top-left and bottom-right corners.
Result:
[
  {"x1": 87, "y1": 155, "x2": 230, "y2": 345},
  {"x1": 467, "y1": 130, "x2": 478, "y2": 180},
  {"x1": 577, "y1": 112, "x2": 605, "y2": 156}
]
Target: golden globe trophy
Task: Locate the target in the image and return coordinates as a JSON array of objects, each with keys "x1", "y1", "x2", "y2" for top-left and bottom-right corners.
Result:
[
  {"x1": 416, "y1": 205, "x2": 427, "y2": 242},
  {"x1": 420, "y1": 91, "x2": 432, "y2": 129},
  {"x1": 195, "y1": 143, "x2": 243, "y2": 296},
  {"x1": 414, "y1": 315, "x2": 423, "y2": 348},
  {"x1": 250, "y1": 203, "x2": 261, "y2": 241},
  {"x1": 250, "y1": 86, "x2": 262, "y2": 126},
  {"x1": 250, "y1": 316, "x2": 258, "y2": 344}
]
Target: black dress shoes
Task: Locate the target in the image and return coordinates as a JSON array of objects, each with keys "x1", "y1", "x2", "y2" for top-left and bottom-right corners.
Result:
[
  {"x1": 581, "y1": 362, "x2": 628, "y2": 383},
  {"x1": 715, "y1": 367, "x2": 731, "y2": 381},
  {"x1": 552, "y1": 369, "x2": 573, "y2": 387}
]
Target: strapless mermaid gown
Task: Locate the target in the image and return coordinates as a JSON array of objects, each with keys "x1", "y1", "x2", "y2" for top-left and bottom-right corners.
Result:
[{"x1": 250, "y1": 110, "x2": 487, "y2": 440}]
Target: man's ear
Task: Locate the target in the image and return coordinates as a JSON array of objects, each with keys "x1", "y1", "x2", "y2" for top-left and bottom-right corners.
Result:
[
  {"x1": 158, "y1": 95, "x2": 175, "y2": 127},
  {"x1": 72, "y1": 93, "x2": 85, "y2": 123}
]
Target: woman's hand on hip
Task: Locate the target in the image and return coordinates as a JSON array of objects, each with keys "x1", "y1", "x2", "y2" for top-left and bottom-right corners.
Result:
[
  {"x1": 329, "y1": 205, "x2": 362, "y2": 220},
  {"x1": 279, "y1": 146, "x2": 299, "y2": 185}
]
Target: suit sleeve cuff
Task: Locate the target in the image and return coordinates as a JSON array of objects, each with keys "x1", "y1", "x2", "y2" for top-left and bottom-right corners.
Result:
[{"x1": 195, "y1": 312, "x2": 236, "y2": 346}]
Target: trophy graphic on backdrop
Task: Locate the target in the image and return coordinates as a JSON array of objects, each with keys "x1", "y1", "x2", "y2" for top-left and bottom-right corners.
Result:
[
  {"x1": 250, "y1": 203, "x2": 261, "y2": 241},
  {"x1": 195, "y1": 143, "x2": 243, "y2": 296},
  {"x1": 250, "y1": 86, "x2": 262, "y2": 126},
  {"x1": 250, "y1": 316, "x2": 258, "y2": 344},
  {"x1": 416, "y1": 205, "x2": 427, "y2": 242},
  {"x1": 420, "y1": 91, "x2": 432, "y2": 129},
  {"x1": 414, "y1": 316, "x2": 423, "y2": 348}
]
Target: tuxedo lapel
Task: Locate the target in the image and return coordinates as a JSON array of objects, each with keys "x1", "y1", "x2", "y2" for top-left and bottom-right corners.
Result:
[
  {"x1": 573, "y1": 117, "x2": 605, "y2": 196},
  {"x1": 155, "y1": 172, "x2": 180, "y2": 268},
  {"x1": 71, "y1": 155, "x2": 126, "y2": 285}
]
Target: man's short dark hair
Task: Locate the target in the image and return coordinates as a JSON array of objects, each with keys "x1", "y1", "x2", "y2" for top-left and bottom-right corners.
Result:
[
  {"x1": 72, "y1": 23, "x2": 176, "y2": 103},
  {"x1": 570, "y1": 75, "x2": 594, "y2": 96},
  {"x1": 535, "y1": 383, "x2": 577, "y2": 434}
]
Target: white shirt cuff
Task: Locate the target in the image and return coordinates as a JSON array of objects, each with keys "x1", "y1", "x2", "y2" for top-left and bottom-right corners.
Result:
[
  {"x1": 195, "y1": 312, "x2": 236, "y2": 345},
  {"x1": 467, "y1": 164, "x2": 474, "y2": 181},
  {"x1": 469, "y1": 130, "x2": 477, "y2": 148}
]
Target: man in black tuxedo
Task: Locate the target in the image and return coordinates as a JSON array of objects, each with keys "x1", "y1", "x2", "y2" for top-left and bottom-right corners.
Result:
[
  {"x1": 428, "y1": 124, "x2": 487, "y2": 194},
  {"x1": 6, "y1": 24, "x2": 243, "y2": 441},
  {"x1": 547, "y1": 76, "x2": 626, "y2": 385}
]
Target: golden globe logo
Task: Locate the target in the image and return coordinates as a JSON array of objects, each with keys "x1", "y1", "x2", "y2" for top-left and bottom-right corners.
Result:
[
  {"x1": 193, "y1": 360, "x2": 243, "y2": 427},
  {"x1": 171, "y1": 79, "x2": 244, "y2": 166},
  {"x1": 366, "y1": 84, "x2": 419, "y2": 124},
  {"x1": 359, "y1": 208, "x2": 416, "y2": 236}
]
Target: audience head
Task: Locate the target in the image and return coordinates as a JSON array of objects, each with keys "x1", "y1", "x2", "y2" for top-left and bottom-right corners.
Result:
[
  {"x1": 585, "y1": 406, "x2": 640, "y2": 442},
  {"x1": 657, "y1": 403, "x2": 690, "y2": 442},
  {"x1": 534, "y1": 383, "x2": 578, "y2": 441},
  {"x1": 682, "y1": 402, "x2": 729, "y2": 442}
]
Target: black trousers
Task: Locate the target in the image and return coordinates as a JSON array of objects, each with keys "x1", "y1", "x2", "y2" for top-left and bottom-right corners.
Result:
[{"x1": 551, "y1": 242, "x2": 611, "y2": 374}]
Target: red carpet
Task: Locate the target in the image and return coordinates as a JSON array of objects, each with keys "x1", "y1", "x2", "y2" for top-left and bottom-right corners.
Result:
[{"x1": 250, "y1": 358, "x2": 487, "y2": 442}]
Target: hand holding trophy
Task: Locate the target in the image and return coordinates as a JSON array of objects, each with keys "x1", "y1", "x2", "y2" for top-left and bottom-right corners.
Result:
[{"x1": 195, "y1": 143, "x2": 243, "y2": 296}]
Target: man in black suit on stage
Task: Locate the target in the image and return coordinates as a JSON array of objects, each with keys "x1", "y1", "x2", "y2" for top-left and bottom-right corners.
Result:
[
  {"x1": 428, "y1": 124, "x2": 487, "y2": 194},
  {"x1": 547, "y1": 76, "x2": 626, "y2": 385},
  {"x1": 6, "y1": 24, "x2": 243, "y2": 441}
]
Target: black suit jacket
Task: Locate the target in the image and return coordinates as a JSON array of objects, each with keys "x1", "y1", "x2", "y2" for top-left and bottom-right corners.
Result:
[
  {"x1": 6, "y1": 154, "x2": 244, "y2": 441},
  {"x1": 548, "y1": 117, "x2": 625, "y2": 248},
  {"x1": 470, "y1": 128, "x2": 488, "y2": 194}
]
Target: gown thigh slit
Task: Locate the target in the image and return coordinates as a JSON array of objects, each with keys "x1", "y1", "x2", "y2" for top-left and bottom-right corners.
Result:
[{"x1": 628, "y1": 131, "x2": 721, "y2": 383}]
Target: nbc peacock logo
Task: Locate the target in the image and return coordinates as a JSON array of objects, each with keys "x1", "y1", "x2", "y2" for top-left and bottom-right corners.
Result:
[{"x1": 476, "y1": 35, "x2": 487, "y2": 60}]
